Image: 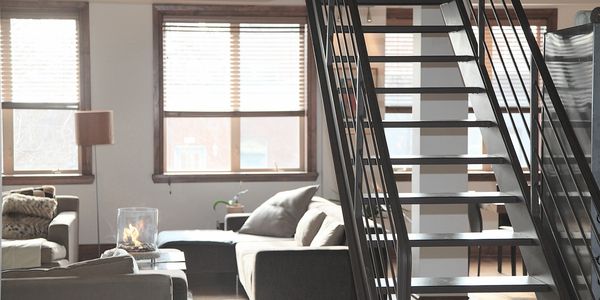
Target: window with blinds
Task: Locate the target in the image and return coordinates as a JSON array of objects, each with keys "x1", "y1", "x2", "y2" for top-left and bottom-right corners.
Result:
[
  {"x1": 0, "y1": 8, "x2": 86, "y2": 175},
  {"x1": 158, "y1": 11, "x2": 310, "y2": 176}
]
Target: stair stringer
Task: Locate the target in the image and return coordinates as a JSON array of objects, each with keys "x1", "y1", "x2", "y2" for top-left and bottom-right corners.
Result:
[{"x1": 439, "y1": 1, "x2": 563, "y2": 299}]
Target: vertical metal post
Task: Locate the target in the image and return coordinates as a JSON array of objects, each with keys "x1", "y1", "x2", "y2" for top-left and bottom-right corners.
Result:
[
  {"x1": 478, "y1": 0, "x2": 485, "y2": 65},
  {"x1": 591, "y1": 20, "x2": 600, "y2": 300},
  {"x1": 530, "y1": 56, "x2": 540, "y2": 220}
]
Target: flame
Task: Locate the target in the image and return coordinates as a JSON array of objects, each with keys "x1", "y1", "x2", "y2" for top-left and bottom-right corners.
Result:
[{"x1": 122, "y1": 223, "x2": 142, "y2": 248}]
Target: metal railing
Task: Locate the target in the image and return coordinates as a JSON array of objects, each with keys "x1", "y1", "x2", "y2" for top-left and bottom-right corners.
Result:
[
  {"x1": 464, "y1": 0, "x2": 600, "y2": 298},
  {"x1": 306, "y1": 0, "x2": 411, "y2": 299}
]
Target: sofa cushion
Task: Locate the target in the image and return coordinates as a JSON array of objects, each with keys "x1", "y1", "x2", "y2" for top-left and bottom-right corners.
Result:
[
  {"x1": 310, "y1": 216, "x2": 345, "y2": 247},
  {"x1": 239, "y1": 185, "x2": 319, "y2": 237},
  {"x1": 294, "y1": 209, "x2": 326, "y2": 246},
  {"x1": 2, "y1": 255, "x2": 136, "y2": 278},
  {"x1": 40, "y1": 240, "x2": 66, "y2": 263}
]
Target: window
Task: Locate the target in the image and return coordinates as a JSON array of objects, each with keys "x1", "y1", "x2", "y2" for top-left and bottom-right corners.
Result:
[
  {"x1": 0, "y1": 2, "x2": 91, "y2": 185},
  {"x1": 153, "y1": 5, "x2": 316, "y2": 182}
]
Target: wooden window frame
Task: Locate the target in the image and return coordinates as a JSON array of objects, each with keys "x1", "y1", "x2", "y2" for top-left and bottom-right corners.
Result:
[
  {"x1": 152, "y1": 5, "x2": 318, "y2": 183},
  {"x1": 0, "y1": 1, "x2": 92, "y2": 185}
]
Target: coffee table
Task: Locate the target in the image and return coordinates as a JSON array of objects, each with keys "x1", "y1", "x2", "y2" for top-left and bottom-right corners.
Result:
[{"x1": 136, "y1": 248, "x2": 186, "y2": 271}]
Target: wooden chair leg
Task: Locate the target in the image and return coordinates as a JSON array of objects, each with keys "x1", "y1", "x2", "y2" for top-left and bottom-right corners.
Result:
[
  {"x1": 510, "y1": 245, "x2": 517, "y2": 276},
  {"x1": 497, "y1": 246, "x2": 503, "y2": 273}
]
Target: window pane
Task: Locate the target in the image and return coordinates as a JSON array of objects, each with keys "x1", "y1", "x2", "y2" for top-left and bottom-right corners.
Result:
[
  {"x1": 162, "y1": 22, "x2": 231, "y2": 111},
  {"x1": 239, "y1": 24, "x2": 304, "y2": 111},
  {"x1": 384, "y1": 33, "x2": 417, "y2": 107},
  {"x1": 11, "y1": 109, "x2": 78, "y2": 171},
  {"x1": 3, "y1": 18, "x2": 79, "y2": 103},
  {"x1": 165, "y1": 118, "x2": 231, "y2": 172},
  {"x1": 240, "y1": 117, "x2": 301, "y2": 169}
]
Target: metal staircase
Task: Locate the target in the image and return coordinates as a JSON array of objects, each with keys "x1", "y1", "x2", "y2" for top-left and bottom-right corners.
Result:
[{"x1": 306, "y1": 0, "x2": 600, "y2": 299}]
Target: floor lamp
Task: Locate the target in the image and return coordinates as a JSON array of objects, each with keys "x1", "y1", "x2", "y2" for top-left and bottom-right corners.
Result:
[{"x1": 75, "y1": 110, "x2": 114, "y2": 257}]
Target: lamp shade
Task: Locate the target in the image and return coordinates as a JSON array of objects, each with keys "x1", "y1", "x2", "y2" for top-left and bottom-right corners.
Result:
[{"x1": 75, "y1": 110, "x2": 114, "y2": 146}]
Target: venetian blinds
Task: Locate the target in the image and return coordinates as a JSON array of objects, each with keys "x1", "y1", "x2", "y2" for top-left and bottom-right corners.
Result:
[
  {"x1": 0, "y1": 17, "x2": 80, "y2": 105},
  {"x1": 162, "y1": 21, "x2": 306, "y2": 112},
  {"x1": 474, "y1": 25, "x2": 547, "y2": 108}
]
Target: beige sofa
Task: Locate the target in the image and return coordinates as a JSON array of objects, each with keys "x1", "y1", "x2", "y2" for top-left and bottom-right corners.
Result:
[
  {"x1": 159, "y1": 197, "x2": 356, "y2": 300},
  {"x1": 1, "y1": 256, "x2": 189, "y2": 300}
]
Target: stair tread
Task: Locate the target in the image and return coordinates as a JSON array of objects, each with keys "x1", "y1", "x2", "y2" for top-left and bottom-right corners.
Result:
[
  {"x1": 335, "y1": 55, "x2": 477, "y2": 63},
  {"x1": 363, "y1": 192, "x2": 521, "y2": 204},
  {"x1": 382, "y1": 120, "x2": 496, "y2": 128},
  {"x1": 374, "y1": 87, "x2": 486, "y2": 94},
  {"x1": 388, "y1": 154, "x2": 508, "y2": 165},
  {"x1": 361, "y1": 25, "x2": 464, "y2": 33},
  {"x1": 368, "y1": 232, "x2": 537, "y2": 247},
  {"x1": 354, "y1": 0, "x2": 453, "y2": 5},
  {"x1": 377, "y1": 276, "x2": 549, "y2": 293}
]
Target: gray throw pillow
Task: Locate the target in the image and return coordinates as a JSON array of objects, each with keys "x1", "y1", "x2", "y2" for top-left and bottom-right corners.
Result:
[
  {"x1": 310, "y1": 216, "x2": 345, "y2": 247},
  {"x1": 294, "y1": 209, "x2": 327, "y2": 246},
  {"x1": 239, "y1": 185, "x2": 319, "y2": 237}
]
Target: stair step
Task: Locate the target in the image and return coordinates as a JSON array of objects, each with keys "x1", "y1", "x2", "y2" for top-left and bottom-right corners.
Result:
[
  {"x1": 363, "y1": 192, "x2": 521, "y2": 205},
  {"x1": 378, "y1": 276, "x2": 550, "y2": 294},
  {"x1": 386, "y1": 154, "x2": 508, "y2": 165},
  {"x1": 382, "y1": 120, "x2": 496, "y2": 128},
  {"x1": 361, "y1": 25, "x2": 464, "y2": 34},
  {"x1": 367, "y1": 232, "x2": 537, "y2": 247},
  {"x1": 335, "y1": 55, "x2": 477, "y2": 63},
  {"x1": 375, "y1": 87, "x2": 486, "y2": 94},
  {"x1": 358, "y1": 154, "x2": 507, "y2": 165},
  {"x1": 354, "y1": 0, "x2": 453, "y2": 5}
]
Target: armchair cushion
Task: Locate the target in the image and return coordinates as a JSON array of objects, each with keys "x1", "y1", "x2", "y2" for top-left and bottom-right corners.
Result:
[
  {"x1": 41, "y1": 240, "x2": 66, "y2": 264},
  {"x1": 239, "y1": 185, "x2": 319, "y2": 237}
]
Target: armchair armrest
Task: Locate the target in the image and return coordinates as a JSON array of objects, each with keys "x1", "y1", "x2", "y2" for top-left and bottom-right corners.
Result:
[
  {"x1": 224, "y1": 213, "x2": 251, "y2": 231},
  {"x1": 252, "y1": 246, "x2": 356, "y2": 300},
  {"x1": 48, "y1": 211, "x2": 78, "y2": 263}
]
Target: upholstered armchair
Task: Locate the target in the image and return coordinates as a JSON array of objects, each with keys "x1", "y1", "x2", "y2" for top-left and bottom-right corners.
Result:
[{"x1": 3, "y1": 194, "x2": 79, "y2": 268}]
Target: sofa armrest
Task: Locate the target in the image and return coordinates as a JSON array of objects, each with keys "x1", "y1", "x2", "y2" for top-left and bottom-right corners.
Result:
[
  {"x1": 252, "y1": 246, "x2": 356, "y2": 300},
  {"x1": 48, "y1": 211, "x2": 78, "y2": 263},
  {"x1": 2, "y1": 274, "x2": 172, "y2": 300},
  {"x1": 55, "y1": 195, "x2": 79, "y2": 214},
  {"x1": 224, "y1": 213, "x2": 251, "y2": 232}
]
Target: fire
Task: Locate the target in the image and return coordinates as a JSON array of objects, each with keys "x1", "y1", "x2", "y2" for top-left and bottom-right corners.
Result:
[{"x1": 122, "y1": 223, "x2": 142, "y2": 248}]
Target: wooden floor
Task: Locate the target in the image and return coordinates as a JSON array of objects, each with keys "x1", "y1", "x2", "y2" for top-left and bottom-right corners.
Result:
[{"x1": 190, "y1": 257, "x2": 536, "y2": 300}]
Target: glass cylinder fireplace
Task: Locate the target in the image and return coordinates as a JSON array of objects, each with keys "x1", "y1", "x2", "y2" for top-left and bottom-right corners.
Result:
[{"x1": 117, "y1": 207, "x2": 159, "y2": 256}]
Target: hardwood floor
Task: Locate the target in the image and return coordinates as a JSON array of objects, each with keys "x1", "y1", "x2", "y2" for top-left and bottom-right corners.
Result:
[{"x1": 190, "y1": 257, "x2": 536, "y2": 300}]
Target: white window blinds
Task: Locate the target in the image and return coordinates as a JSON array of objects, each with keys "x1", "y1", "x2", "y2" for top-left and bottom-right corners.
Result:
[
  {"x1": 162, "y1": 21, "x2": 306, "y2": 112},
  {"x1": 1, "y1": 18, "x2": 80, "y2": 104}
]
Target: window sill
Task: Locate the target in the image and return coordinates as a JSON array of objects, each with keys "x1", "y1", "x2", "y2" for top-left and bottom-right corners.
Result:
[
  {"x1": 152, "y1": 172, "x2": 319, "y2": 183},
  {"x1": 2, "y1": 174, "x2": 95, "y2": 186}
]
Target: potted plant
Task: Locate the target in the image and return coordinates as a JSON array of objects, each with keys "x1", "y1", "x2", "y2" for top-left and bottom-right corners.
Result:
[{"x1": 213, "y1": 189, "x2": 248, "y2": 214}]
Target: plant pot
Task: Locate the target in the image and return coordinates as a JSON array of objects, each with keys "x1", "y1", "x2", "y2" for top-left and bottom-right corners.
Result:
[{"x1": 226, "y1": 204, "x2": 244, "y2": 214}]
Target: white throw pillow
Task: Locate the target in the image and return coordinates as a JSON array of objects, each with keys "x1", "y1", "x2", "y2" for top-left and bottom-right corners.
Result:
[
  {"x1": 294, "y1": 209, "x2": 327, "y2": 246},
  {"x1": 239, "y1": 185, "x2": 319, "y2": 237},
  {"x1": 310, "y1": 216, "x2": 345, "y2": 247}
]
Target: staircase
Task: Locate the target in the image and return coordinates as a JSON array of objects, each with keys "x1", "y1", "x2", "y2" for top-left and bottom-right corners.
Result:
[{"x1": 306, "y1": 0, "x2": 600, "y2": 299}]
